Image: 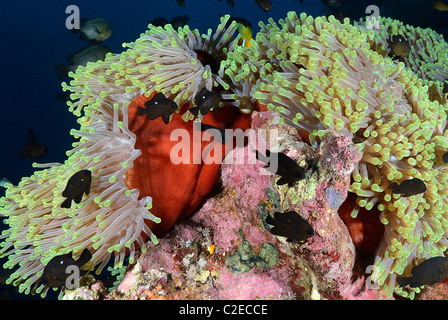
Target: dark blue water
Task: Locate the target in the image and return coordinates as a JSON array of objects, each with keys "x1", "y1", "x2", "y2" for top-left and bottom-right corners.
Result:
[{"x1": 0, "y1": 0, "x2": 446, "y2": 300}]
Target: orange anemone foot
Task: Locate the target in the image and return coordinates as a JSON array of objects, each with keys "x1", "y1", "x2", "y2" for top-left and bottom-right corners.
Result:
[
  {"x1": 126, "y1": 92, "x2": 251, "y2": 236},
  {"x1": 338, "y1": 192, "x2": 385, "y2": 255}
]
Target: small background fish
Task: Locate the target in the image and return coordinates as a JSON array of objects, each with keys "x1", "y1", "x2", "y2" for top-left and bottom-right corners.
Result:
[
  {"x1": 442, "y1": 151, "x2": 448, "y2": 163},
  {"x1": 18, "y1": 129, "x2": 48, "y2": 158},
  {"x1": 388, "y1": 35, "x2": 410, "y2": 59},
  {"x1": 73, "y1": 18, "x2": 112, "y2": 42},
  {"x1": 433, "y1": 1, "x2": 448, "y2": 11},
  {"x1": 256, "y1": 0, "x2": 272, "y2": 12},
  {"x1": 55, "y1": 44, "x2": 111, "y2": 79}
]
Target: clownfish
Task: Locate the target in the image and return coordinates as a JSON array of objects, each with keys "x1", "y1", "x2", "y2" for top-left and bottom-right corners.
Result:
[
  {"x1": 18, "y1": 129, "x2": 48, "y2": 158},
  {"x1": 255, "y1": 0, "x2": 272, "y2": 12},
  {"x1": 237, "y1": 23, "x2": 254, "y2": 47}
]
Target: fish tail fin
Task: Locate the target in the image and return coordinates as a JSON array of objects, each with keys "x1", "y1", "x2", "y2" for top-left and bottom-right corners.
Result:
[
  {"x1": 397, "y1": 276, "x2": 413, "y2": 287},
  {"x1": 137, "y1": 106, "x2": 147, "y2": 116},
  {"x1": 189, "y1": 107, "x2": 199, "y2": 117},
  {"x1": 77, "y1": 249, "x2": 93, "y2": 266},
  {"x1": 387, "y1": 182, "x2": 398, "y2": 192},
  {"x1": 61, "y1": 198, "x2": 72, "y2": 209},
  {"x1": 79, "y1": 33, "x2": 90, "y2": 41},
  {"x1": 276, "y1": 177, "x2": 288, "y2": 186},
  {"x1": 268, "y1": 226, "x2": 280, "y2": 237},
  {"x1": 54, "y1": 64, "x2": 70, "y2": 79},
  {"x1": 265, "y1": 214, "x2": 275, "y2": 226}
]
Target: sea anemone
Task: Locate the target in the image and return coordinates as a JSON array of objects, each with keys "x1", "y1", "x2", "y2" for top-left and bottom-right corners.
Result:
[
  {"x1": 0, "y1": 100, "x2": 160, "y2": 297},
  {"x1": 0, "y1": 15, "x2": 244, "y2": 297},
  {"x1": 65, "y1": 16, "x2": 239, "y2": 120},
  {"x1": 358, "y1": 16, "x2": 448, "y2": 83},
  {"x1": 231, "y1": 11, "x2": 448, "y2": 299}
]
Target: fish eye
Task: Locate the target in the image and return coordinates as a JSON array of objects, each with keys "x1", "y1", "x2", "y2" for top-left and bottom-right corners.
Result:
[{"x1": 306, "y1": 229, "x2": 314, "y2": 235}]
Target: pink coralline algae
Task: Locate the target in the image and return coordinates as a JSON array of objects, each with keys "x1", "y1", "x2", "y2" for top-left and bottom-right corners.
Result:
[{"x1": 63, "y1": 111, "x2": 391, "y2": 300}]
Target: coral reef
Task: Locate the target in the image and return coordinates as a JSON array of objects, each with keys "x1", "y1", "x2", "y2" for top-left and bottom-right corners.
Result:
[
  {"x1": 2, "y1": 10, "x2": 448, "y2": 300},
  {"x1": 0, "y1": 15, "x2": 244, "y2": 297},
  {"x1": 223, "y1": 11, "x2": 448, "y2": 299},
  {"x1": 64, "y1": 111, "x2": 388, "y2": 300}
]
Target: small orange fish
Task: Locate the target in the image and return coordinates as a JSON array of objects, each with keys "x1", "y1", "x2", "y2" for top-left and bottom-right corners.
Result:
[
  {"x1": 433, "y1": 1, "x2": 448, "y2": 11},
  {"x1": 237, "y1": 24, "x2": 255, "y2": 48}
]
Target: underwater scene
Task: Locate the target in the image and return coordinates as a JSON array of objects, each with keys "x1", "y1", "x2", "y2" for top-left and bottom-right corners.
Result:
[{"x1": 0, "y1": 0, "x2": 448, "y2": 302}]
